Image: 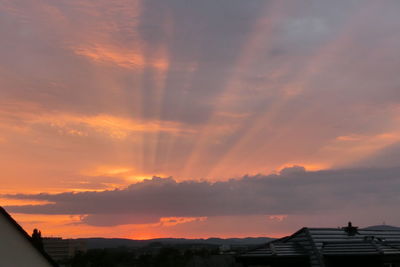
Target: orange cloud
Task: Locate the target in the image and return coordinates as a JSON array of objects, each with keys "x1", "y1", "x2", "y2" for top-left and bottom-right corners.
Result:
[
  {"x1": 324, "y1": 131, "x2": 400, "y2": 167},
  {"x1": 268, "y1": 215, "x2": 288, "y2": 222},
  {"x1": 159, "y1": 217, "x2": 207, "y2": 227},
  {"x1": 277, "y1": 163, "x2": 329, "y2": 172},
  {"x1": 0, "y1": 107, "x2": 192, "y2": 139},
  {"x1": 336, "y1": 134, "x2": 364, "y2": 141},
  {"x1": 29, "y1": 113, "x2": 194, "y2": 140},
  {"x1": 0, "y1": 198, "x2": 53, "y2": 207},
  {"x1": 72, "y1": 44, "x2": 169, "y2": 71},
  {"x1": 81, "y1": 165, "x2": 167, "y2": 184}
]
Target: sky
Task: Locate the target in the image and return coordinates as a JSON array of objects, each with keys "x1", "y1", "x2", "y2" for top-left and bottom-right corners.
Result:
[{"x1": 1, "y1": 0, "x2": 400, "y2": 239}]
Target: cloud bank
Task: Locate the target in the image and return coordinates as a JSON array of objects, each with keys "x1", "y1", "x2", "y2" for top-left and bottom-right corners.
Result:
[{"x1": 4, "y1": 166, "x2": 400, "y2": 226}]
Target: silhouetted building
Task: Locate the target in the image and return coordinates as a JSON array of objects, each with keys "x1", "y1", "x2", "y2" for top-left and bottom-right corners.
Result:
[
  {"x1": 0, "y1": 207, "x2": 58, "y2": 266},
  {"x1": 238, "y1": 222, "x2": 400, "y2": 267},
  {"x1": 43, "y1": 237, "x2": 87, "y2": 262}
]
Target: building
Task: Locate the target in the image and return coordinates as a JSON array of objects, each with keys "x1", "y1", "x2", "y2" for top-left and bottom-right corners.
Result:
[
  {"x1": 0, "y1": 206, "x2": 58, "y2": 267},
  {"x1": 238, "y1": 222, "x2": 400, "y2": 267},
  {"x1": 43, "y1": 237, "x2": 87, "y2": 262}
]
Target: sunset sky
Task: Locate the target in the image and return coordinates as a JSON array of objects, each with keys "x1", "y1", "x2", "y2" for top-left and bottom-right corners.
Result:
[{"x1": 1, "y1": 0, "x2": 400, "y2": 239}]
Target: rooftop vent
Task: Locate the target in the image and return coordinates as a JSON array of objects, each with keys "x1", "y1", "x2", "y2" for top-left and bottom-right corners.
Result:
[{"x1": 343, "y1": 221, "x2": 359, "y2": 236}]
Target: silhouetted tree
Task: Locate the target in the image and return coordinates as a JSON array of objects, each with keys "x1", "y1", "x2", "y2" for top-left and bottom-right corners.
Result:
[{"x1": 31, "y1": 228, "x2": 44, "y2": 251}]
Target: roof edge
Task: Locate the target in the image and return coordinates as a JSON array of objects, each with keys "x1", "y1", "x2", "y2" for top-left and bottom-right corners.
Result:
[{"x1": 0, "y1": 206, "x2": 59, "y2": 267}]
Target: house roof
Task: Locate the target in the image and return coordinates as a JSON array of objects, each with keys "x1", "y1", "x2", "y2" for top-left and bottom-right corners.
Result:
[
  {"x1": 240, "y1": 242, "x2": 307, "y2": 258},
  {"x1": 0, "y1": 207, "x2": 59, "y2": 267},
  {"x1": 240, "y1": 223, "x2": 400, "y2": 267}
]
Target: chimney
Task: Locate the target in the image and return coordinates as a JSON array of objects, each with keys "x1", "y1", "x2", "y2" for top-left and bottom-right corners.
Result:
[{"x1": 342, "y1": 221, "x2": 358, "y2": 236}]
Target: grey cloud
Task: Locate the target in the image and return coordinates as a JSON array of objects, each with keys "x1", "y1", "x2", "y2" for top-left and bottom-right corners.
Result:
[{"x1": 4, "y1": 166, "x2": 400, "y2": 226}]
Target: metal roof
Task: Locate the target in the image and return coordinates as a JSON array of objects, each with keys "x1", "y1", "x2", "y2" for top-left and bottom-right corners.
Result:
[
  {"x1": 241, "y1": 242, "x2": 307, "y2": 258},
  {"x1": 239, "y1": 224, "x2": 400, "y2": 267}
]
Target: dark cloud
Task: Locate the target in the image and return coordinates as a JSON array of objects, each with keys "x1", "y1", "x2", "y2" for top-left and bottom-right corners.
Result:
[{"x1": 4, "y1": 166, "x2": 400, "y2": 226}]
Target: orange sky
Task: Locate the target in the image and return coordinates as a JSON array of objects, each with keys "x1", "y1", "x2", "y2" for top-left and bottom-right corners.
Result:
[{"x1": 1, "y1": 0, "x2": 400, "y2": 238}]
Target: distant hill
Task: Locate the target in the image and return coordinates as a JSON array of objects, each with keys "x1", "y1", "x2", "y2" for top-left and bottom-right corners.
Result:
[
  {"x1": 363, "y1": 225, "x2": 400, "y2": 231},
  {"x1": 77, "y1": 237, "x2": 274, "y2": 249}
]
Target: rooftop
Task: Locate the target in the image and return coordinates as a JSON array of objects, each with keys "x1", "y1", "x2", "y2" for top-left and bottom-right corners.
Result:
[{"x1": 240, "y1": 222, "x2": 400, "y2": 267}]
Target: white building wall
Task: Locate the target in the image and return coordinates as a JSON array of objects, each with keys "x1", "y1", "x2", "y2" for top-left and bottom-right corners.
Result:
[{"x1": 0, "y1": 214, "x2": 53, "y2": 267}]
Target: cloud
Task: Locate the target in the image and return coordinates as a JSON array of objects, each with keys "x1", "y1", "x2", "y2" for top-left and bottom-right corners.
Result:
[
  {"x1": 62, "y1": 176, "x2": 128, "y2": 191},
  {"x1": 0, "y1": 107, "x2": 194, "y2": 140},
  {"x1": 4, "y1": 166, "x2": 400, "y2": 226},
  {"x1": 72, "y1": 44, "x2": 169, "y2": 70}
]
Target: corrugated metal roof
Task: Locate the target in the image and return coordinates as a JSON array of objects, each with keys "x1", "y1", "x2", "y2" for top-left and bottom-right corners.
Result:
[
  {"x1": 322, "y1": 241, "x2": 381, "y2": 255},
  {"x1": 241, "y1": 242, "x2": 306, "y2": 258},
  {"x1": 239, "y1": 225, "x2": 400, "y2": 267}
]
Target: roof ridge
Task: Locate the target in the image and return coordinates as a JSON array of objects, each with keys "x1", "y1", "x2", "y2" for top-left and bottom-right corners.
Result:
[{"x1": 304, "y1": 228, "x2": 325, "y2": 267}]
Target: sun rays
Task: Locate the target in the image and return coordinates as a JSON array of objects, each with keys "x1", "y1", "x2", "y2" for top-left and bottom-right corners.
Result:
[{"x1": 1, "y1": 0, "x2": 400, "y2": 238}]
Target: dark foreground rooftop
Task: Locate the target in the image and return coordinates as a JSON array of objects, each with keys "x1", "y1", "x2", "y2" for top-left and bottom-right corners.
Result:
[{"x1": 238, "y1": 222, "x2": 400, "y2": 267}]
